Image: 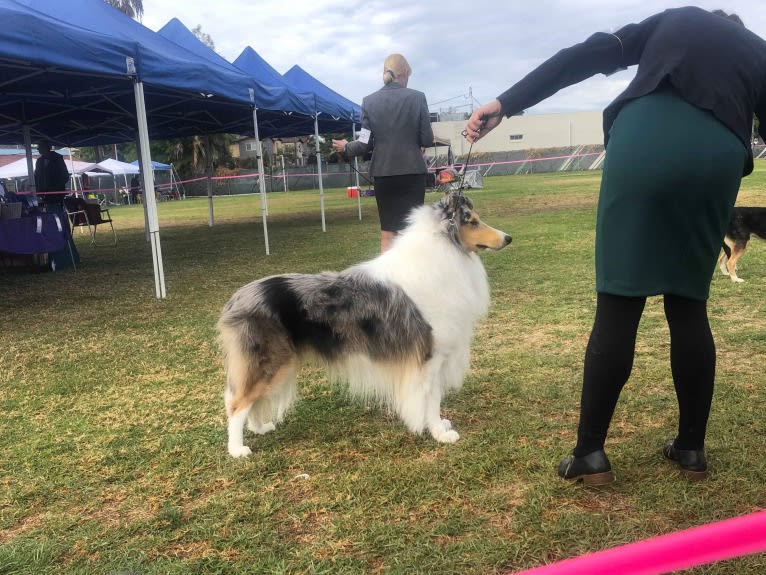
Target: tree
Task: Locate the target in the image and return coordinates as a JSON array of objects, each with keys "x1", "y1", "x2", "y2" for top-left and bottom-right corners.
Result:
[
  {"x1": 90, "y1": 3, "x2": 142, "y2": 160},
  {"x1": 191, "y1": 25, "x2": 215, "y2": 51},
  {"x1": 161, "y1": 26, "x2": 236, "y2": 179},
  {"x1": 103, "y1": 0, "x2": 144, "y2": 19}
]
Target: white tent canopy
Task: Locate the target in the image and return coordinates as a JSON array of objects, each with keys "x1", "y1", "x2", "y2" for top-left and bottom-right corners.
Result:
[
  {"x1": 95, "y1": 158, "x2": 139, "y2": 175},
  {"x1": 0, "y1": 157, "x2": 97, "y2": 179}
]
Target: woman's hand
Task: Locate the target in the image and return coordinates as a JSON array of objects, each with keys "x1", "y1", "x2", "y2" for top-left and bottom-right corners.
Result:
[
  {"x1": 464, "y1": 99, "x2": 504, "y2": 143},
  {"x1": 331, "y1": 139, "x2": 348, "y2": 153}
]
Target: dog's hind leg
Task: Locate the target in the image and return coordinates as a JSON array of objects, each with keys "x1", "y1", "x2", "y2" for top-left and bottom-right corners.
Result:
[
  {"x1": 727, "y1": 241, "x2": 748, "y2": 283},
  {"x1": 246, "y1": 361, "x2": 297, "y2": 436},
  {"x1": 718, "y1": 244, "x2": 731, "y2": 276},
  {"x1": 247, "y1": 416, "x2": 276, "y2": 436},
  {"x1": 227, "y1": 399, "x2": 254, "y2": 458}
]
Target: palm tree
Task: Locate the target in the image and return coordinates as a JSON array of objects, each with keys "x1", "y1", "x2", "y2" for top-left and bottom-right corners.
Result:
[{"x1": 103, "y1": 0, "x2": 144, "y2": 20}]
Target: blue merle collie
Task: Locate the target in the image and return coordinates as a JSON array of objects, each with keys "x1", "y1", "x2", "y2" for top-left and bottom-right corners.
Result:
[{"x1": 218, "y1": 191, "x2": 512, "y2": 457}]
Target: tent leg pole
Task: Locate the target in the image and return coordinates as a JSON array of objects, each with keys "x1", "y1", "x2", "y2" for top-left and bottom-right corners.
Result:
[
  {"x1": 252, "y1": 106, "x2": 270, "y2": 255},
  {"x1": 314, "y1": 114, "x2": 326, "y2": 232},
  {"x1": 134, "y1": 80, "x2": 166, "y2": 299}
]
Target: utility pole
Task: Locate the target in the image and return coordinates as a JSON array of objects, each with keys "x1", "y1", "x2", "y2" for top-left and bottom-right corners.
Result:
[{"x1": 469, "y1": 87, "x2": 473, "y2": 114}]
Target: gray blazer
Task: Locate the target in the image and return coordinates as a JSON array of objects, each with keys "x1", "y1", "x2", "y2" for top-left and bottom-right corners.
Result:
[{"x1": 345, "y1": 82, "x2": 434, "y2": 177}]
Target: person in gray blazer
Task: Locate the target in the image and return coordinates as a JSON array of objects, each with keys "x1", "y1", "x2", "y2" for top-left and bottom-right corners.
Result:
[{"x1": 333, "y1": 54, "x2": 434, "y2": 252}]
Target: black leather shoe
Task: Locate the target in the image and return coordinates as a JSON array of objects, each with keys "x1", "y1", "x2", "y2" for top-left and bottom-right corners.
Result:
[
  {"x1": 663, "y1": 439, "x2": 707, "y2": 480},
  {"x1": 557, "y1": 449, "x2": 615, "y2": 486}
]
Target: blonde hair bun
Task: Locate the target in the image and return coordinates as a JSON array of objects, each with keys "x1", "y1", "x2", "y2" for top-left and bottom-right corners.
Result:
[{"x1": 382, "y1": 54, "x2": 411, "y2": 85}]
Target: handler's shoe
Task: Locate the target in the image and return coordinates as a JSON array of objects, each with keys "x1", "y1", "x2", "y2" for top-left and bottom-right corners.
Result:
[
  {"x1": 662, "y1": 439, "x2": 707, "y2": 480},
  {"x1": 557, "y1": 449, "x2": 615, "y2": 486}
]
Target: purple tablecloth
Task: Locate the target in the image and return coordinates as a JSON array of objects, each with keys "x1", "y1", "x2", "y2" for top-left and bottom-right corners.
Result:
[{"x1": 0, "y1": 213, "x2": 70, "y2": 255}]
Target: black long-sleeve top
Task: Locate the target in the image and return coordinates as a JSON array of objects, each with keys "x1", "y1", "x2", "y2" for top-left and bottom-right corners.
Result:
[{"x1": 496, "y1": 6, "x2": 766, "y2": 175}]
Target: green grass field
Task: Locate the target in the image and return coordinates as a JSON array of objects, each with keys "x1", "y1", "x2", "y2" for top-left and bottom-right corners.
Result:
[{"x1": 2, "y1": 165, "x2": 766, "y2": 574}]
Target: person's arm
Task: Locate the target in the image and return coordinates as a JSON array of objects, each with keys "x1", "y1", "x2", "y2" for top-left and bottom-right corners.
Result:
[
  {"x1": 55, "y1": 154, "x2": 70, "y2": 189},
  {"x1": 337, "y1": 99, "x2": 373, "y2": 158},
  {"x1": 756, "y1": 105, "x2": 766, "y2": 148},
  {"x1": 418, "y1": 92, "x2": 435, "y2": 147},
  {"x1": 465, "y1": 11, "x2": 663, "y2": 142},
  {"x1": 343, "y1": 128, "x2": 372, "y2": 158}
]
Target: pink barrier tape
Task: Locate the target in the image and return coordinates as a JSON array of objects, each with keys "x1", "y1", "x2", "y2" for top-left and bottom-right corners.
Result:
[
  {"x1": 510, "y1": 510, "x2": 766, "y2": 575},
  {"x1": 9, "y1": 151, "x2": 600, "y2": 196},
  {"x1": 428, "y1": 152, "x2": 602, "y2": 172}
]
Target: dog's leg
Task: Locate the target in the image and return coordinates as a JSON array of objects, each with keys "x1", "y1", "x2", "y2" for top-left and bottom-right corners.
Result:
[
  {"x1": 720, "y1": 238, "x2": 734, "y2": 276},
  {"x1": 424, "y1": 384, "x2": 459, "y2": 443},
  {"x1": 727, "y1": 241, "x2": 748, "y2": 283},
  {"x1": 227, "y1": 402, "x2": 254, "y2": 458},
  {"x1": 245, "y1": 361, "x2": 297, "y2": 436},
  {"x1": 718, "y1": 250, "x2": 730, "y2": 276},
  {"x1": 397, "y1": 356, "x2": 460, "y2": 443},
  {"x1": 247, "y1": 415, "x2": 276, "y2": 435}
]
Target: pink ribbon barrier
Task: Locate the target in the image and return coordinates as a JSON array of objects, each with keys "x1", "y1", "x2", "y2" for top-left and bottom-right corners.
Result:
[{"x1": 510, "y1": 510, "x2": 766, "y2": 575}]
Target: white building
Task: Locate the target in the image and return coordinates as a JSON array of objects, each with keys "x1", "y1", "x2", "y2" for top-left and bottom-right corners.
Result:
[{"x1": 428, "y1": 110, "x2": 603, "y2": 157}]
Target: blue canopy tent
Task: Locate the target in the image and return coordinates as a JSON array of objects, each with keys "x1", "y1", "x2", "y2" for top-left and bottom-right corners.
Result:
[
  {"x1": 5, "y1": 0, "x2": 270, "y2": 147},
  {"x1": 233, "y1": 47, "x2": 355, "y2": 132},
  {"x1": 157, "y1": 18, "x2": 342, "y2": 137},
  {"x1": 11, "y1": 0, "x2": 271, "y2": 296},
  {"x1": 233, "y1": 47, "x2": 367, "y2": 227},
  {"x1": 282, "y1": 65, "x2": 363, "y2": 229},
  {"x1": 157, "y1": 18, "x2": 335, "y2": 250},
  {"x1": 130, "y1": 159, "x2": 181, "y2": 200},
  {"x1": 130, "y1": 160, "x2": 171, "y2": 171},
  {"x1": 0, "y1": 0, "x2": 139, "y2": 176},
  {"x1": 159, "y1": 19, "x2": 365, "y2": 236},
  {"x1": 1, "y1": 0, "x2": 290, "y2": 295},
  {"x1": 282, "y1": 65, "x2": 361, "y2": 124},
  {"x1": 15, "y1": 0, "x2": 276, "y2": 140}
]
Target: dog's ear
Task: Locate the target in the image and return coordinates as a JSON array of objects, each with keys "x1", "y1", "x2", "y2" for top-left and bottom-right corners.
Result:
[
  {"x1": 445, "y1": 192, "x2": 472, "y2": 221},
  {"x1": 444, "y1": 191, "x2": 460, "y2": 213}
]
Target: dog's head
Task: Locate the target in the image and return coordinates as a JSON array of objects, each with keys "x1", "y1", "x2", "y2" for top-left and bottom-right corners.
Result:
[{"x1": 440, "y1": 191, "x2": 512, "y2": 253}]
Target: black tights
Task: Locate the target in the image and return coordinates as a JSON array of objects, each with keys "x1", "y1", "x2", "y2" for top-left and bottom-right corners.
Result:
[{"x1": 574, "y1": 292, "x2": 715, "y2": 456}]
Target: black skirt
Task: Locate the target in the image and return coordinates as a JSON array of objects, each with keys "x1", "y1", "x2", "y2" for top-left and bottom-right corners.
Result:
[
  {"x1": 373, "y1": 174, "x2": 426, "y2": 232},
  {"x1": 596, "y1": 89, "x2": 747, "y2": 301}
]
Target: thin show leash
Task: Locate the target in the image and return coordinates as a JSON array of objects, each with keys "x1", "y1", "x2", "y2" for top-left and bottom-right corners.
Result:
[
  {"x1": 456, "y1": 116, "x2": 486, "y2": 195},
  {"x1": 446, "y1": 119, "x2": 484, "y2": 227},
  {"x1": 342, "y1": 118, "x2": 483, "y2": 206}
]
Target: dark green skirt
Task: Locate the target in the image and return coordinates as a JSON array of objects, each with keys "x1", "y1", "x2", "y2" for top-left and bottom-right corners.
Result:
[{"x1": 596, "y1": 89, "x2": 747, "y2": 301}]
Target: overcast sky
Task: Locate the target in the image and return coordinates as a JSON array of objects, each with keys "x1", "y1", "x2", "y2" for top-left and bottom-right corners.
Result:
[{"x1": 142, "y1": 1, "x2": 766, "y2": 117}]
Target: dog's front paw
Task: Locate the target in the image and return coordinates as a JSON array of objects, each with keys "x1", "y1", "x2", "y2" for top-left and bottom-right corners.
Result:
[
  {"x1": 434, "y1": 429, "x2": 460, "y2": 443},
  {"x1": 228, "y1": 445, "x2": 253, "y2": 458},
  {"x1": 440, "y1": 418, "x2": 452, "y2": 431},
  {"x1": 732, "y1": 277, "x2": 745, "y2": 283}
]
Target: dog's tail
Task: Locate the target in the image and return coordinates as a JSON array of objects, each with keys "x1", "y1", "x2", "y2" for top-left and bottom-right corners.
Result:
[{"x1": 219, "y1": 318, "x2": 299, "y2": 429}]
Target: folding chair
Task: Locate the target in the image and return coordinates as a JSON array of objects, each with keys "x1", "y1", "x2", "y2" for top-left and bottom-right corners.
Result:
[
  {"x1": 83, "y1": 202, "x2": 117, "y2": 245},
  {"x1": 65, "y1": 197, "x2": 116, "y2": 245},
  {"x1": 64, "y1": 196, "x2": 89, "y2": 236}
]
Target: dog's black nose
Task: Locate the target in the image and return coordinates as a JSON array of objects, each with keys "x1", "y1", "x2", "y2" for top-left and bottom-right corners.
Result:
[{"x1": 504, "y1": 234, "x2": 512, "y2": 245}]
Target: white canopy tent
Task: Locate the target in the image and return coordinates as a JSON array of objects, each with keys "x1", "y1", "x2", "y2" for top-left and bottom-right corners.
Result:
[
  {"x1": 0, "y1": 156, "x2": 97, "y2": 179},
  {"x1": 96, "y1": 158, "x2": 139, "y2": 176}
]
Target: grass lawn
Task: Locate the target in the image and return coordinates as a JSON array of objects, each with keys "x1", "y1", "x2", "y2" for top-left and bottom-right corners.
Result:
[{"x1": 2, "y1": 165, "x2": 766, "y2": 574}]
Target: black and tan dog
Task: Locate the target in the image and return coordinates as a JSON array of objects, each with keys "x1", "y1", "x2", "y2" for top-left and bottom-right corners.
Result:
[{"x1": 718, "y1": 207, "x2": 766, "y2": 282}]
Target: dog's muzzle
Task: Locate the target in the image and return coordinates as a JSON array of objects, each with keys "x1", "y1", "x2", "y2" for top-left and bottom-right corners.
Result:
[{"x1": 477, "y1": 234, "x2": 512, "y2": 251}]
